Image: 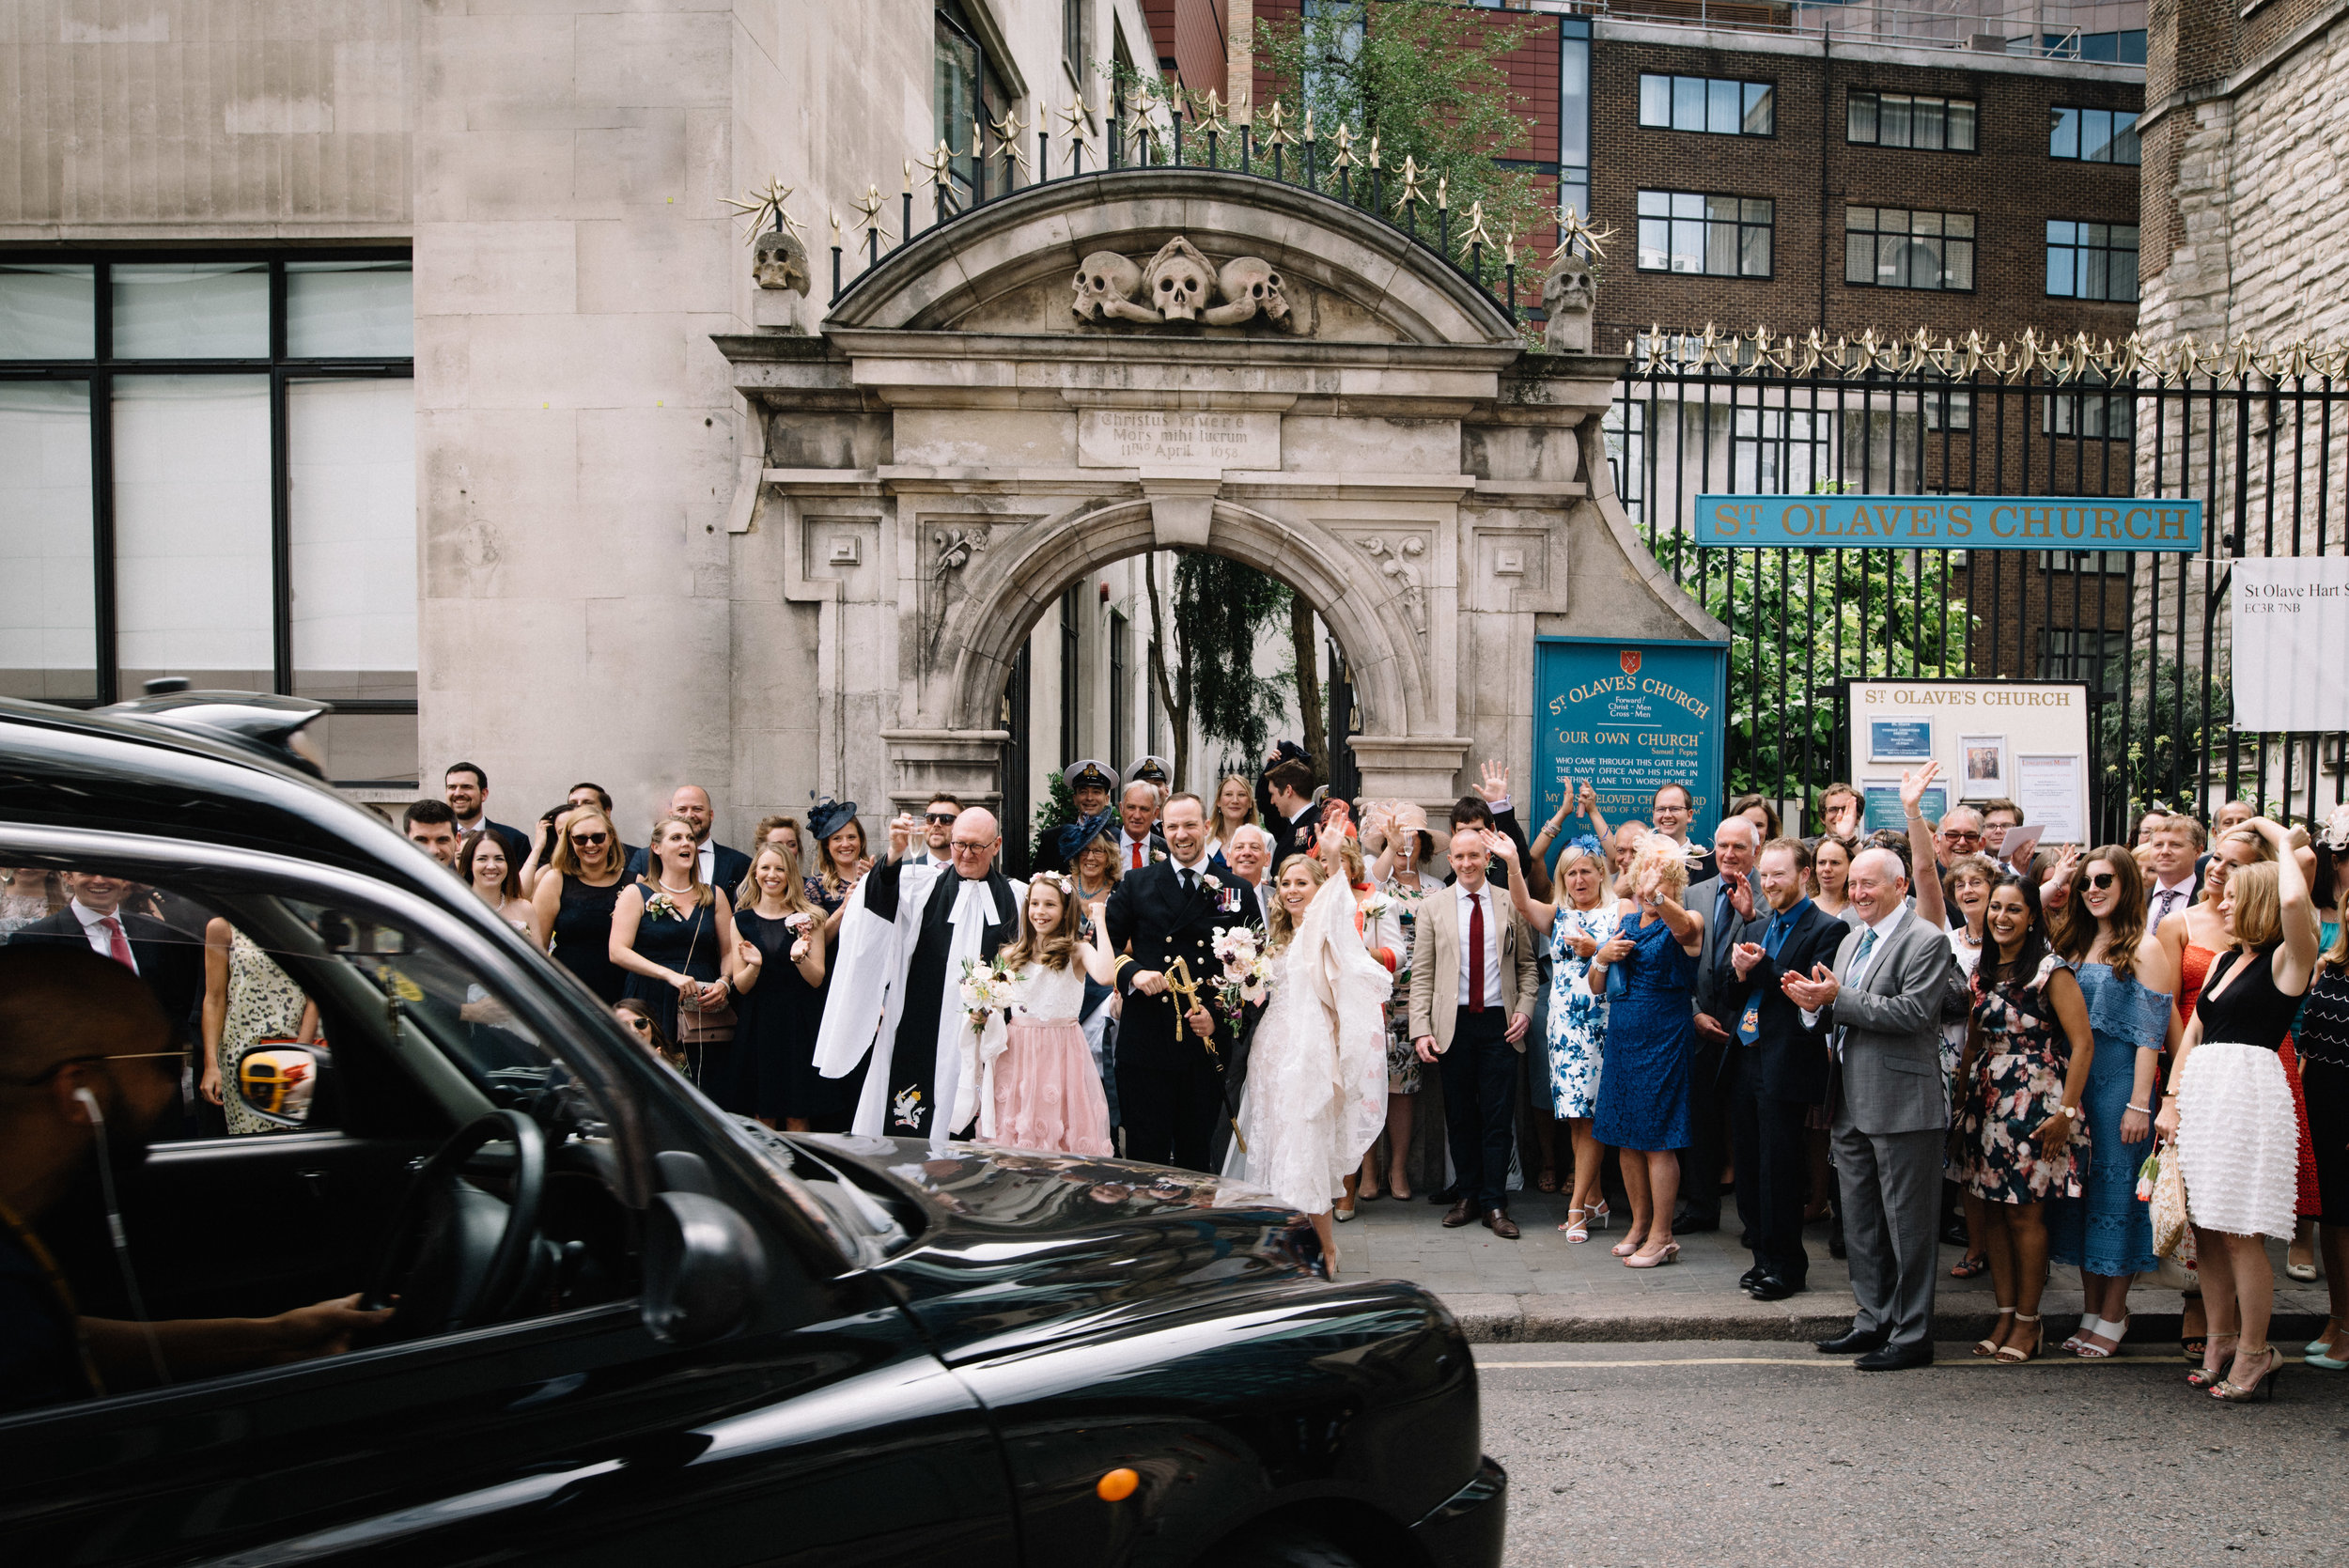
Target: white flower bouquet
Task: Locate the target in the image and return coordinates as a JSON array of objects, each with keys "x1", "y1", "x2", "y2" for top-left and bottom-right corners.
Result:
[
  {"x1": 958, "y1": 954, "x2": 1019, "y2": 1034},
  {"x1": 1210, "y1": 924, "x2": 1271, "y2": 1017}
]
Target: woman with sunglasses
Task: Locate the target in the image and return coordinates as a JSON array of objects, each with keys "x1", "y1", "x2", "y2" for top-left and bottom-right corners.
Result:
[
  {"x1": 2046, "y1": 846, "x2": 2179, "y2": 1358},
  {"x1": 533, "y1": 805, "x2": 629, "y2": 1004}
]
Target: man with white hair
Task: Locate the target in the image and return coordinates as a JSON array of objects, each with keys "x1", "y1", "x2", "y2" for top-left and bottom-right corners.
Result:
[
  {"x1": 1782, "y1": 846, "x2": 1958, "y2": 1371},
  {"x1": 1675, "y1": 815, "x2": 1766, "y2": 1233},
  {"x1": 1222, "y1": 823, "x2": 1275, "y2": 928}
]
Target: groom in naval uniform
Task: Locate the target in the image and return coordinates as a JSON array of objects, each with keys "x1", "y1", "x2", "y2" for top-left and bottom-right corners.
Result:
[
  {"x1": 813, "y1": 806, "x2": 1023, "y2": 1149},
  {"x1": 1105, "y1": 791, "x2": 1249, "y2": 1172}
]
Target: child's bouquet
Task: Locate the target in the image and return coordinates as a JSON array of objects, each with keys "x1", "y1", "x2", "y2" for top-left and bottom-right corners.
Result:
[{"x1": 957, "y1": 954, "x2": 1020, "y2": 1035}]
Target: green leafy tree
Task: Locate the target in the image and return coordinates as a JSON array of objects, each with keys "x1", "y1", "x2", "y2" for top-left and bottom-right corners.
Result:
[
  {"x1": 1029, "y1": 767, "x2": 1078, "y2": 870},
  {"x1": 1141, "y1": 551, "x2": 1295, "y2": 791},
  {"x1": 1679, "y1": 548, "x2": 1978, "y2": 802}
]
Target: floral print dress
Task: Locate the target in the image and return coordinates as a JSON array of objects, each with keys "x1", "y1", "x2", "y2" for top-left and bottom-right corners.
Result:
[
  {"x1": 1377, "y1": 878, "x2": 1429, "y2": 1094},
  {"x1": 1545, "y1": 903, "x2": 1617, "y2": 1120},
  {"x1": 1957, "y1": 952, "x2": 2088, "y2": 1203}
]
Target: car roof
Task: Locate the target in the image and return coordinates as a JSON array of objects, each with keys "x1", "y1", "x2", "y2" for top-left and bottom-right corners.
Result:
[{"x1": 0, "y1": 695, "x2": 452, "y2": 904}]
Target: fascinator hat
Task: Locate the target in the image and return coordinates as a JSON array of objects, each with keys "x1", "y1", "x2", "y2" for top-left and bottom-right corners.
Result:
[{"x1": 807, "y1": 799, "x2": 859, "y2": 844}]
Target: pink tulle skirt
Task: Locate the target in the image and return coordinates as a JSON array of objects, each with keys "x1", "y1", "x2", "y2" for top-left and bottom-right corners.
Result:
[{"x1": 994, "y1": 1019, "x2": 1114, "y2": 1157}]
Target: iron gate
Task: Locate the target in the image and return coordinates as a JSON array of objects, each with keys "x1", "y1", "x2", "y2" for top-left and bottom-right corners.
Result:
[{"x1": 1610, "y1": 331, "x2": 2349, "y2": 839}]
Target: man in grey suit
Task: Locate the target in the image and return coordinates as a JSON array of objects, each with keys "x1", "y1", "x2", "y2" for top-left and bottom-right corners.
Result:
[
  {"x1": 1781, "y1": 846, "x2": 1956, "y2": 1370},
  {"x1": 1676, "y1": 815, "x2": 1766, "y2": 1232}
]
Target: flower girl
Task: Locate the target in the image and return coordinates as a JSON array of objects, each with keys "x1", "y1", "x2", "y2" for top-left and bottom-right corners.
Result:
[{"x1": 957, "y1": 873, "x2": 1116, "y2": 1156}]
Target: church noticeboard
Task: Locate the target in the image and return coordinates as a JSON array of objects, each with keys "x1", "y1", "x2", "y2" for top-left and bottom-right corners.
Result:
[{"x1": 1534, "y1": 638, "x2": 1728, "y2": 836}]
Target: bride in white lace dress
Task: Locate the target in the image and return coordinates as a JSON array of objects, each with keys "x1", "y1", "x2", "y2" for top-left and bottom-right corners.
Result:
[{"x1": 1226, "y1": 831, "x2": 1394, "y2": 1266}]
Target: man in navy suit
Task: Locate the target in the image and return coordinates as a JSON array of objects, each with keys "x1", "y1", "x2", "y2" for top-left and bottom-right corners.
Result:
[
  {"x1": 626, "y1": 784, "x2": 751, "y2": 894},
  {"x1": 1105, "y1": 792, "x2": 1252, "y2": 1171},
  {"x1": 443, "y1": 762, "x2": 531, "y2": 868},
  {"x1": 1725, "y1": 837, "x2": 1847, "y2": 1299}
]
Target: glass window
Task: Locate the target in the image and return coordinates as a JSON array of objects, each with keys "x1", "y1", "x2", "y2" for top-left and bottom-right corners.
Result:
[
  {"x1": 1848, "y1": 92, "x2": 1977, "y2": 152},
  {"x1": 0, "y1": 381, "x2": 97, "y2": 700},
  {"x1": 0, "y1": 264, "x2": 96, "y2": 359},
  {"x1": 1844, "y1": 206, "x2": 1976, "y2": 291},
  {"x1": 2045, "y1": 219, "x2": 2138, "y2": 301},
  {"x1": 1637, "y1": 190, "x2": 1773, "y2": 278},
  {"x1": 288, "y1": 380, "x2": 418, "y2": 703},
  {"x1": 288, "y1": 262, "x2": 413, "y2": 357},
  {"x1": 112, "y1": 263, "x2": 270, "y2": 359},
  {"x1": 112, "y1": 376, "x2": 275, "y2": 691},
  {"x1": 2050, "y1": 104, "x2": 2140, "y2": 163},
  {"x1": 1642, "y1": 73, "x2": 1772, "y2": 136}
]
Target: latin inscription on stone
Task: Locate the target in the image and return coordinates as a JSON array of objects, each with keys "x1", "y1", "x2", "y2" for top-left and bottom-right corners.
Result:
[{"x1": 1078, "y1": 410, "x2": 1279, "y2": 469}]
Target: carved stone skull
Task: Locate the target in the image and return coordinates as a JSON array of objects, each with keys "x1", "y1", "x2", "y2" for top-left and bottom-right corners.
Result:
[
  {"x1": 1144, "y1": 236, "x2": 1214, "y2": 322},
  {"x1": 1203, "y1": 256, "x2": 1291, "y2": 328},
  {"x1": 1070, "y1": 250, "x2": 1159, "y2": 324},
  {"x1": 752, "y1": 227, "x2": 811, "y2": 294},
  {"x1": 1541, "y1": 256, "x2": 1597, "y2": 354}
]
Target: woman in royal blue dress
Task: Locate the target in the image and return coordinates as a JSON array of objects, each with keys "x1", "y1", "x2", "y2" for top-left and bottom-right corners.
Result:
[
  {"x1": 1586, "y1": 833, "x2": 1708, "y2": 1269},
  {"x1": 2047, "y1": 846, "x2": 2179, "y2": 1358}
]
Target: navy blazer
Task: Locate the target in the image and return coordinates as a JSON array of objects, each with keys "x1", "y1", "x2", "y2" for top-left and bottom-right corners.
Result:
[{"x1": 1729, "y1": 899, "x2": 1848, "y2": 1106}]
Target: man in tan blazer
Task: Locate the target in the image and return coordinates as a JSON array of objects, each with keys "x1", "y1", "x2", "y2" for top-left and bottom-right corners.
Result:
[{"x1": 1410, "y1": 829, "x2": 1540, "y2": 1237}]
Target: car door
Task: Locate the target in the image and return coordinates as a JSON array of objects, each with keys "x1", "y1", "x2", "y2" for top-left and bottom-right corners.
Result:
[{"x1": 0, "y1": 826, "x2": 1017, "y2": 1568}]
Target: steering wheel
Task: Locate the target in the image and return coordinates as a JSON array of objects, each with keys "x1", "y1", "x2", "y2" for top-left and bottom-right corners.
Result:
[{"x1": 362, "y1": 1110, "x2": 548, "y2": 1338}]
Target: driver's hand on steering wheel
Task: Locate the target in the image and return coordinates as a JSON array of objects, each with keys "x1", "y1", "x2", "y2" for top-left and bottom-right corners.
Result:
[{"x1": 261, "y1": 1293, "x2": 396, "y2": 1364}]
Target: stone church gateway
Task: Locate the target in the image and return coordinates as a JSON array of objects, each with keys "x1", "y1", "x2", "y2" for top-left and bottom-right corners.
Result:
[{"x1": 721, "y1": 165, "x2": 1719, "y2": 835}]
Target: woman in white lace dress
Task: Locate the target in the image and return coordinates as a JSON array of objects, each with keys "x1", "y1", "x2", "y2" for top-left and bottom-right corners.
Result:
[{"x1": 1225, "y1": 831, "x2": 1394, "y2": 1270}]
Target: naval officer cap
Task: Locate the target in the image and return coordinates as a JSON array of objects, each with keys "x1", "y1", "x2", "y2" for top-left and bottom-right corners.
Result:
[
  {"x1": 1064, "y1": 759, "x2": 1120, "y2": 794},
  {"x1": 1131, "y1": 755, "x2": 1174, "y2": 788}
]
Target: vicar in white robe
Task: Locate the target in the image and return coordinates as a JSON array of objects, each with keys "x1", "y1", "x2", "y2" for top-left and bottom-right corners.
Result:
[{"x1": 813, "y1": 807, "x2": 1024, "y2": 1151}]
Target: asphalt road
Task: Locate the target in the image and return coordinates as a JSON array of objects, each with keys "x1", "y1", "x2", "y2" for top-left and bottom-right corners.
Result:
[{"x1": 1477, "y1": 1340, "x2": 2348, "y2": 1568}]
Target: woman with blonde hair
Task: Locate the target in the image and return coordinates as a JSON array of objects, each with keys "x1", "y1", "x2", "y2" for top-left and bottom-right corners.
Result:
[
  {"x1": 1225, "y1": 833, "x2": 1394, "y2": 1273},
  {"x1": 1204, "y1": 773, "x2": 1259, "y2": 862},
  {"x1": 1586, "y1": 831, "x2": 1709, "y2": 1268},
  {"x1": 2156, "y1": 822, "x2": 2322, "y2": 1403},
  {"x1": 610, "y1": 812, "x2": 741, "y2": 1079},
  {"x1": 724, "y1": 843, "x2": 829, "y2": 1126},
  {"x1": 1492, "y1": 831, "x2": 1617, "y2": 1242},
  {"x1": 533, "y1": 804, "x2": 629, "y2": 1002}
]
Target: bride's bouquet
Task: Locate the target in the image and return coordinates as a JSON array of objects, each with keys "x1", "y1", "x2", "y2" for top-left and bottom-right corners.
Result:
[
  {"x1": 1209, "y1": 924, "x2": 1271, "y2": 1021},
  {"x1": 957, "y1": 954, "x2": 1019, "y2": 1035}
]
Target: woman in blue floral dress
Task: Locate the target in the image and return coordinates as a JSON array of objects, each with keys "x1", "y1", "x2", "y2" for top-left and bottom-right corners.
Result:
[
  {"x1": 1955, "y1": 873, "x2": 2096, "y2": 1363},
  {"x1": 1497, "y1": 832, "x2": 1616, "y2": 1241}
]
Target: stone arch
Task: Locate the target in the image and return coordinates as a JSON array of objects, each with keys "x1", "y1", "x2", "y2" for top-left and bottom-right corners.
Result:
[{"x1": 938, "y1": 496, "x2": 1423, "y2": 744}]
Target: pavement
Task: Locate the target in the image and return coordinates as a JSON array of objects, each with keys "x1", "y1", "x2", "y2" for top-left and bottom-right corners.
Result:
[
  {"x1": 1478, "y1": 1339, "x2": 2349, "y2": 1567},
  {"x1": 1332, "y1": 1185, "x2": 2339, "y2": 1344}
]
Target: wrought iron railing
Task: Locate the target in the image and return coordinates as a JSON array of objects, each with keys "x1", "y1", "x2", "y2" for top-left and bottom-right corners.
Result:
[{"x1": 1611, "y1": 334, "x2": 2348, "y2": 838}]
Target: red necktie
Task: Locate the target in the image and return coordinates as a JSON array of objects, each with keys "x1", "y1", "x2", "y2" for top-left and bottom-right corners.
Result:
[
  {"x1": 100, "y1": 915, "x2": 134, "y2": 970},
  {"x1": 1467, "y1": 891, "x2": 1486, "y2": 1014},
  {"x1": 1130, "y1": 841, "x2": 1143, "y2": 870}
]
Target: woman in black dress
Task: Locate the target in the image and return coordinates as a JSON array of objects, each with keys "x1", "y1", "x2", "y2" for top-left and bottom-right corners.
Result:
[
  {"x1": 531, "y1": 805, "x2": 629, "y2": 1003},
  {"x1": 725, "y1": 844, "x2": 830, "y2": 1126},
  {"x1": 609, "y1": 814, "x2": 740, "y2": 1078}
]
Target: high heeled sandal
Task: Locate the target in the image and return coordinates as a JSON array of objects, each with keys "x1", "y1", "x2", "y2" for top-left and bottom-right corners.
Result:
[
  {"x1": 1973, "y1": 1307, "x2": 2015, "y2": 1358},
  {"x1": 1611, "y1": 1235, "x2": 1642, "y2": 1258},
  {"x1": 2186, "y1": 1334, "x2": 2238, "y2": 1389},
  {"x1": 1562, "y1": 1206, "x2": 1592, "y2": 1243},
  {"x1": 1995, "y1": 1313, "x2": 2043, "y2": 1363},
  {"x1": 1589, "y1": 1201, "x2": 1611, "y2": 1231},
  {"x1": 2212, "y1": 1345, "x2": 2283, "y2": 1403},
  {"x1": 2076, "y1": 1314, "x2": 2128, "y2": 1359},
  {"x1": 1950, "y1": 1254, "x2": 1989, "y2": 1280},
  {"x1": 1623, "y1": 1240, "x2": 1679, "y2": 1269},
  {"x1": 2062, "y1": 1315, "x2": 2103, "y2": 1355}
]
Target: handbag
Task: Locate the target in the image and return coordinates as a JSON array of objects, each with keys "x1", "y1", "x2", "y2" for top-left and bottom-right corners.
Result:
[
  {"x1": 2145, "y1": 1139, "x2": 2190, "y2": 1260},
  {"x1": 670, "y1": 901, "x2": 737, "y2": 1047}
]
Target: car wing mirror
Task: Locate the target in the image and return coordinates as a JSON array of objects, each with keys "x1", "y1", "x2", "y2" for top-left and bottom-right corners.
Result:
[
  {"x1": 643, "y1": 1191, "x2": 767, "y2": 1346},
  {"x1": 234, "y1": 1039, "x2": 325, "y2": 1128}
]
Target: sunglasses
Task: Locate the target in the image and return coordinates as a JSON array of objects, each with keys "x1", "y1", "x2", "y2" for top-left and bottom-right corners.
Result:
[
  {"x1": 569, "y1": 831, "x2": 610, "y2": 846},
  {"x1": 623, "y1": 1016, "x2": 652, "y2": 1033},
  {"x1": 925, "y1": 812, "x2": 958, "y2": 826},
  {"x1": 1942, "y1": 829, "x2": 1983, "y2": 842},
  {"x1": 2085, "y1": 872, "x2": 2117, "y2": 891}
]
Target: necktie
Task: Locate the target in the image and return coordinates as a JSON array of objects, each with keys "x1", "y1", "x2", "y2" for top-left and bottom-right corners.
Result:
[
  {"x1": 1468, "y1": 890, "x2": 1487, "y2": 1013},
  {"x1": 1130, "y1": 841, "x2": 1144, "y2": 871},
  {"x1": 1835, "y1": 925, "x2": 1877, "y2": 1060},
  {"x1": 1766, "y1": 912, "x2": 1792, "y2": 960},
  {"x1": 2153, "y1": 888, "x2": 2178, "y2": 926},
  {"x1": 100, "y1": 915, "x2": 133, "y2": 970},
  {"x1": 1715, "y1": 885, "x2": 1735, "y2": 968},
  {"x1": 1180, "y1": 869, "x2": 1194, "y2": 893}
]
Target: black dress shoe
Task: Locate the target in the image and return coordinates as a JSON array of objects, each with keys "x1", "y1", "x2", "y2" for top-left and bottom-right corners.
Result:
[
  {"x1": 1428, "y1": 1185, "x2": 1461, "y2": 1206},
  {"x1": 1673, "y1": 1214, "x2": 1721, "y2": 1234},
  {"x1": 1854, "y1": 1343, "x2": 1935, "y2": 1372},
  {"x1": 1441, "y1": 1198, "x2": 1475, "y2": 1228},
  {"x1": 1940, "y1": 1219, "x2": 1970, "y2": 1247},
  {"x1": 1828, "y1": 1234, "x2": 1847, "y2": 1260},
  {"x1": 1814, "y1": 1327, "x2": 1890, "y2": 1355},
  {"x1": 1738, "y1": 1265, "x2": 1766, "y2": 1291},
  {"x1": 1748, "y1": 1275, "x2": 1805, "y2": 1301}
]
